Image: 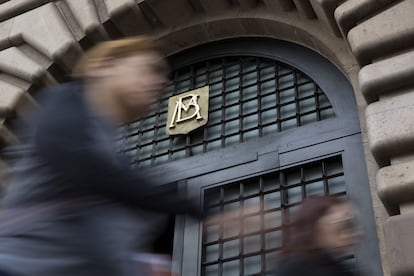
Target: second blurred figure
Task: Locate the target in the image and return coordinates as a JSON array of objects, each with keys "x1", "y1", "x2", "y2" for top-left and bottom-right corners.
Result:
[{"x1": 272, "y1": 196, "x2": 362, "y2": 276}]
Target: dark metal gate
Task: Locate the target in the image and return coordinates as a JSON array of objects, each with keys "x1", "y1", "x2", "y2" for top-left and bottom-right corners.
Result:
[{"x1": 122, "y1": 39, "x2": 383, "y2": 276}]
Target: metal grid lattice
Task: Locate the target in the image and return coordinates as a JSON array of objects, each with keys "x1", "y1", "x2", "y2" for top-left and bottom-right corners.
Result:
[
  {"x1": 201, "y1": 155, "x2": 355, "y2": 276},
  {"x1": 118, "y1": 56, "x2": 335, "y2": 167}
]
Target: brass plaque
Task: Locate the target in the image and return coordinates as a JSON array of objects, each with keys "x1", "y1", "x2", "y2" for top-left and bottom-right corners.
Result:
[{"x1": 166, "y1": 86, "x2": 209, "y2": 135}]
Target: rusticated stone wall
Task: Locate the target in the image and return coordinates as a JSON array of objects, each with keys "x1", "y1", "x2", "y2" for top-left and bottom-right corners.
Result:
[{"x1": 1, "y1": 1, "x2": 414, "y2": 275}]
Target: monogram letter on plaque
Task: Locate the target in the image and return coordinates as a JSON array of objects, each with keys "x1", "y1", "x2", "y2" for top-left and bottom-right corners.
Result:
[{"x1": 166, "y1": 86, "x2": 209, "y2": 135}]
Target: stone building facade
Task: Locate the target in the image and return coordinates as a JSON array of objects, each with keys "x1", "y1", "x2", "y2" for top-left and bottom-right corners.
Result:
[{"x1": 0, "y1": 0, "x2": 414, "y2": 275}]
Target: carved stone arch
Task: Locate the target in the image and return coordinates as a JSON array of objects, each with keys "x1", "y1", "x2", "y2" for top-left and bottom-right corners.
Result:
[
  {"x1": 0, "y1": 1, "x2": 356, "y2": 160},
  {"x1": 157, "y1": 17, "x2": 354, "y2": 74},
  {"x1": 0, "y1": 0, "x2": 356, "y2": 128}
]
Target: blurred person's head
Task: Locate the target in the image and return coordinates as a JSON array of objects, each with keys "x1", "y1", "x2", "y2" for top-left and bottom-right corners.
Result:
[
  {"x1": 281, "y1": 196, "x2": 361, "y2": 259},
  {"x1": 73, "y1": 36, "x2": 170, "y2": 123}
]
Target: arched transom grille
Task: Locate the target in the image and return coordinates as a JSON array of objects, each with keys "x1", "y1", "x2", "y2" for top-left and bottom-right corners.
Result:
[{"x1": 118, "y1": 56, "x2": 335, "y2": 167}]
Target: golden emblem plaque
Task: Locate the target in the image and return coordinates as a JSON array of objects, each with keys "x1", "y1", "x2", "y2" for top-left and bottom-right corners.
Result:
[{"x1": 166, "y1": 86, "x2": 209, "y2": 135}]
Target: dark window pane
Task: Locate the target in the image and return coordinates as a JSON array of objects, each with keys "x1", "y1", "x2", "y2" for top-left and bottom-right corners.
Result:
[{"x1": 201, "y1": 156, "x2": 350, "y2": 275}]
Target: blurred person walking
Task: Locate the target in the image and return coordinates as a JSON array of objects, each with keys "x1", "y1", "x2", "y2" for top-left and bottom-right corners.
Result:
[
  {"x1": 0, "y1": 36, "x2": 203, "y2": 276},
  {"x1": 272, "y1": 196, "x2": 362, "y2": 276}
]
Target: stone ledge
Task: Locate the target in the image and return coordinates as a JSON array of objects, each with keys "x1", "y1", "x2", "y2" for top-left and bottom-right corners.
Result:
[
  {"x1": 8, "y1": 3, "x2": 82, "y2": 72},
  {"x1": 0, "y1": 78, "x2": 25, "y2": 117},
  {"x1": 384, "y1": 213, "x2": 414, "y2": 276},
  {"x1": 64, "y1": 0, "x2": 101, "y2": 35},
  {"x1": 366, "y1": 91, "x2": 414, "y2": 167},
  {"x1": 0, "y1": 47, "x2": 45, "y2": 83},
  {"x1": 0, "y1": 18, "x2": 13, "y2": 49},
  {"x1": 0, "y1": 0, "x2": 53, "y2": 22},
  {"x1": 347, "y1": 0, "x2": 414, "y2": 65},
  {"x1": 334, "y1": 0, "x2": 395, "y2": 37},
  {"x1": 359, "y1": 49, "x2": 414, "y2": 103},
  {"x1": 377, "y1": 161, "x2": 414, "y2": 215}
]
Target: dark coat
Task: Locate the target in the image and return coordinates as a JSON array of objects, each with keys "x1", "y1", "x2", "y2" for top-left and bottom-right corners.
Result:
[
  {"x1": 0, "y1": 82, "x2": 202, "y2": 276},
  {"x1": 273, "y1": 253, "x2": 357, "y2": 276}
]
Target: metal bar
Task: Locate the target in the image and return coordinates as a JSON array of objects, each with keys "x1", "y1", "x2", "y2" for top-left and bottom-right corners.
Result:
[
  {"x1": 239, "y1": 182, "x2": 244, "y2": 275},
  {"x1": 257, "y1": 58, "x2": 263, "y2": 138},
  {"x1": 239, "y1": 58, "x2": 244, "y2": 143},
  {"x1": 221, "y1": 58, "x2": 227, "y2": 149},
  {"x1": 301, "y1": 166, "x2": 306, "y2": 199},
  {"x1": 218, "y1": 187, "x2": 225, "y2": 276},
  {"x1": 294, "y1": 70, "x2": 301, "y2": 127},
  {"x1": 322, "y1": 160, "x2": 330, "y2": 195}
]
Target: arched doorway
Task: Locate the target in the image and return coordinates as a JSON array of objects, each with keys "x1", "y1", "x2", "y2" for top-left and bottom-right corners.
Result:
[{"x1": 119, "y1": 38, "x2": 382, "y2": 275}]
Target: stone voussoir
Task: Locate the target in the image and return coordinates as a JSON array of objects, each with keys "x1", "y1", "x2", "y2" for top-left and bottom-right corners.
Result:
[
  {"x1": 377, "y1": 161, "x2": 414, "y2": 215},
  {"x1": 292, "y1": 0, "x2": 316, "y2": 19},
  {"x1": 0, "y1": 18, "x2": 13, "y2": 50},
  {"x1": 104, "y1": 0, "x2": 152, "y2": 36},
  {"x1": 64, "y1": 0, "x2": 101, "y2": 35},
  {"x1": 8, "y1": 3, "x2": 82, "y2": 72},
  {"x1": 384, "y1": 213, "x2": 414, "y2": 276},
  {"x1": 0, "y1": 46, "x2": 45, "y2": 83},
  {"x1": 359, "y1": 49, "x2": 414, "y2": 104},
  {"x1": 334, "y1": 0, "x2": 395, "y2": 37},
  {"x1": 347, "y1": 0, "x2": 414, "y2": 65},
  {"x1": 309, "y1": 0, "x2": 341, "y2": 36},
  {"x1": 0, "y1": 78, "x2": 25, "y2": 117},
  {"x1": 366, "y1": 91, "x2": 414, "y2": 167},
  {"x1": 0, "y1": 0, "x2": 51, "y2": 22}
]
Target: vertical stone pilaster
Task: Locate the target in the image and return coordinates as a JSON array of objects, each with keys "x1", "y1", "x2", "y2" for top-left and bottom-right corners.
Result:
[{"x1": 336, "y1": 1, "x2": 414, "y2": 275}]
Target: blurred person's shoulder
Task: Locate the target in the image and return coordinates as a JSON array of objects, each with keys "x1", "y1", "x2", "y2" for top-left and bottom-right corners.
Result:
[
  {"x1": 35, "y1": 81, "x2": 86, "y2": 123},
  {"x1": 36, "y1": 81, "x2": 84, "y2": 106},
  {"x1": 4, "y1": 81, "x2": 84, "y2": 148}
]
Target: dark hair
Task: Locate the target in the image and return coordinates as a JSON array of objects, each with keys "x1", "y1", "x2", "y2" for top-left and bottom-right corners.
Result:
[{"x1": 280, "y1": 196, "x2": 347, "y2": 256}]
